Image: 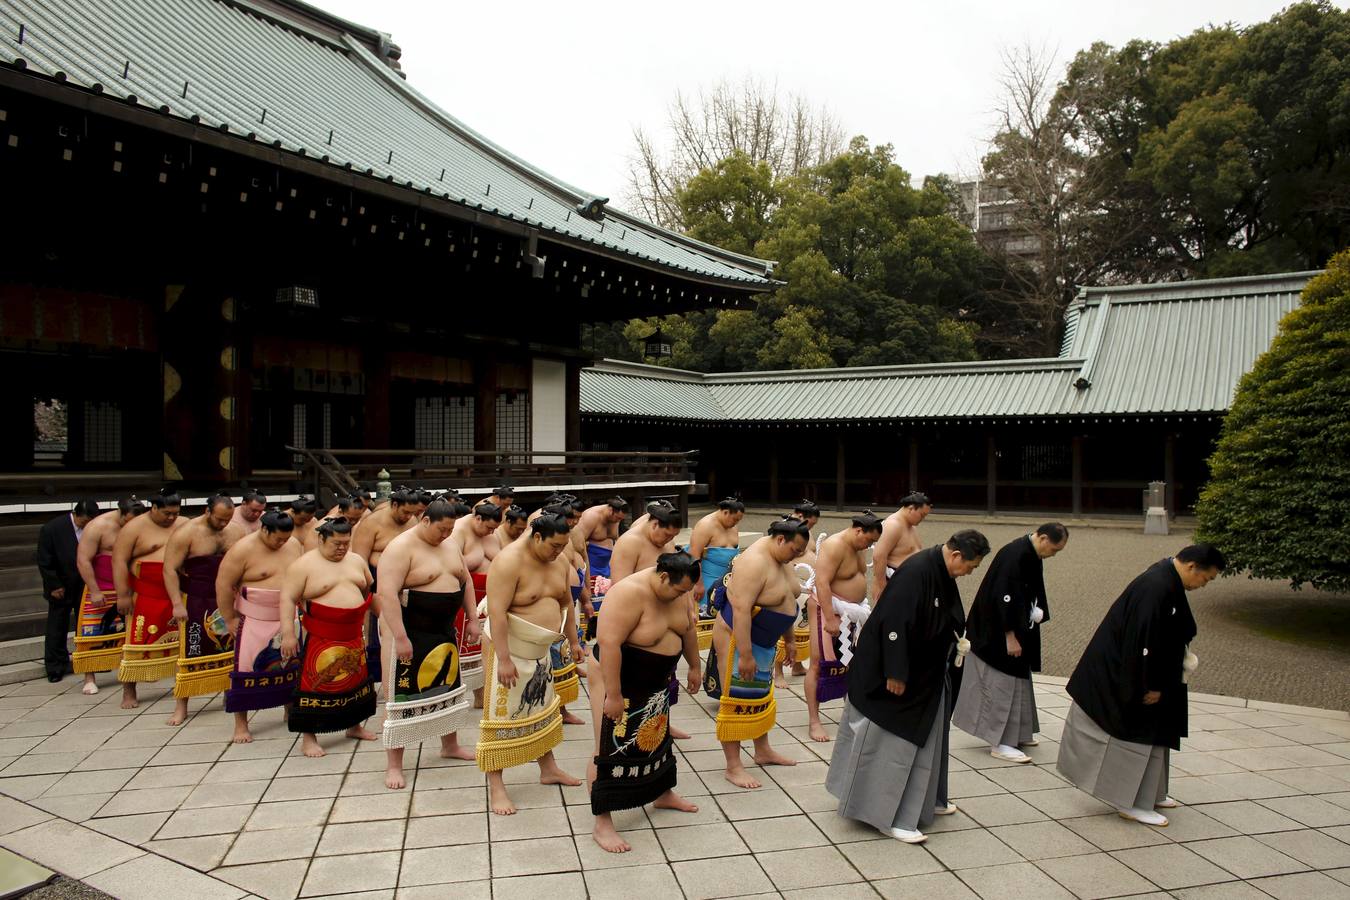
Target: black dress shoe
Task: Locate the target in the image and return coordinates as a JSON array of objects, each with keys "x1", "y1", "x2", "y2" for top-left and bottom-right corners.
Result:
[{"x1": 47, "y1": 672, "x2": 63, "y2": 683}]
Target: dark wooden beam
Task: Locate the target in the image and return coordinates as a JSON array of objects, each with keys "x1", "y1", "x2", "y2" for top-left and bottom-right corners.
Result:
[
  {"x1": 835, "y1": 434, "x2": 846, "y2": 512},
  {"x1": 985, "y1": 433, "x2": 997, "y2": 515},
  {"x1": 1071, "y1": 435, "x2": 1084, "y2": 517},
  {"x1": 1164, "y1": 433, "x2": 1176, "y2": 520}
]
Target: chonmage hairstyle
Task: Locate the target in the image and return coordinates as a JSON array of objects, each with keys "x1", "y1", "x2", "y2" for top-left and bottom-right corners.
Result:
[
  {"x1": 648, "y1": 505, "x2": 683, "y2": 528},
  {"x1": 150, "y1": 489, "x2": 181, "y2": 508},
  {"x1": 792, "y1": 499, "x2": 821, "y2": 518},
  {"x1": 900, "y1": 491, "x2": 932, "y2": 509},
  {"x1": 947, "y1": 529, "x2": 991, "y2": 560},
  {"x1": 118, "y1": 495, "x2": 147, "y2": 516},
  {"x1": 473, "y1": 502, "x2": 503, "y2": 522},
  {"x1": 656, "y1": 551, "x2": 702, "y2": 586},
  {"x1": 768, "y1": 518, "x2": 811, "y2": 540},
  {"x1": 316, "y1": 517, "x2": 352, "y2": 539},
  {"x1": 260, "y1": 509, "x2": 295, "y2": 532},
  {"x1": 851, "y1": 510, "x2": 883, "y2": 534},
  {"x1": 1176, "y1": 543, "x2": 1227, "y2": 571},
  {"x1": 717, "y1": 497, "x2": 746, "y2": 513},
  {"x1": 530, "y1": 513, "x2": 572, "y2": 539},
  {"x1": 504, "y1": 504, "x2": 528, "y2": 523}
]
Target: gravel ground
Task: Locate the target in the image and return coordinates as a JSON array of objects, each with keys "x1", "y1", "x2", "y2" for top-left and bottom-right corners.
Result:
[
  {"x1": 19, "y1": 877, "x2": 112, "y2": 900},
  {"x1": 709, "y1": 509, "x2": 1350, "y2": 712}
]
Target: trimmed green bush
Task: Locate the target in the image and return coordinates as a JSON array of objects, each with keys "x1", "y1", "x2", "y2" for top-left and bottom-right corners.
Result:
[{"x1": 1196, "y1": 251, "x2": 1350, "y2": 591}]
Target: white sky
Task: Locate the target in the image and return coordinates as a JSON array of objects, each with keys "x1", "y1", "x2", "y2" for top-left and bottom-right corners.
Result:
[{"x1": 318, "y1": 0, "x2": 1294, "y2": 211}]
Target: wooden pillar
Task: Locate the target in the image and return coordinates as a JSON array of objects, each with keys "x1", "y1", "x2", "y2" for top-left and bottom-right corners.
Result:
[
  {"x1": 1071, "y1": 435, "x2": 1084, "y2": 517},
  {"x1": 473, "y1": 357, "x2": 497, "y2": 456},
  {"x1": 363, "y1": 348, "x2": 391, "y2": 450},
  {"x1": 1164, "y1": 433, "x2": 1176, "y2": 520},
  {"x1": 564, "y1": 359, "x2": 582, "y2": 452},
  {"x1": 160, "y1": 284, "x2": 246, "y2": 481},
  {"x1": 835, "y1": 434, "x2": 846, "y2": 512},
  {"x1": 985, "y1": 433, "x2": 997, "y2": 515},
  {"x1": 908, "y1": 435, "x2": 919, "y2": 491},
  {"x1": 768, "y1": 444, "x2": 780, "y2": 505}
]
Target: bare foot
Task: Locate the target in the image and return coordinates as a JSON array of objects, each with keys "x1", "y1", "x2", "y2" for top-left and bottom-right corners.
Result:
[
  {"x1": 560, "y1": 707, "x2": 585, "y2": 725},
  {"x1": 165, "y1": 699, "x2": 188, "y2": 727},
  {"x1": 345, "y1": 725, "x2": 378, "y2": 741},
  {"x1": 790, "y1": 663, "x2": 806, "y2": 676},
  {"x1": 670, "y1": 724, "x2": 692, "y2": 740},
  {"x1": 773, "y1": 670, "x2": 789, "y2": 690},
  {"x1": 120, "y1": 684, "x2": 139, "y2": 709},
  {"x1": 753, "y1": 748, "x2": 797, "y2": 767},
  {"x1": 232, "y1": 725, "x2": 254, "y2": 744},
  {"x1": 82, "y1": 679, "x2": 99, "y2": 696},
  {"x1": 592, "y1": 814, "x2": 632, "y2": 853},
  {"x1": 439, "y1": 735, "x2": 476, "y2": 761},
  {"x1": 652, "y1": 789, "x2": 699, "y2": 812},
  {"x1": 808, "y1": 722, "x2": 831, "y2": 742},
  {"x1": 472, "y1": 687, "x2": 484, "y2": 710},
  {"x1": 384, "y1": 763, "x2": 406, "y2": 790},
  {"x1": 301, "y1": 733, "x2": 326, "y2": 758},
  {"x1": 540, "y1": 765, "x2": 582, "y2": 787},
  {"x1": 725, "y1": 764, "x2": 762, "y2": 789},
  {"x1": 488, "y1": 774, "x2": 516, "y2": 815}
]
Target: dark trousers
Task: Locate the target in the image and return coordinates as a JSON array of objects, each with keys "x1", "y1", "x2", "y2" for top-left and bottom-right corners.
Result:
[
  {"x1": 937, "y1": 661, "x2": 964, "y2": 805},
  {"x1": 44, "y1": 593, "x2": 76, "y2": 676}
]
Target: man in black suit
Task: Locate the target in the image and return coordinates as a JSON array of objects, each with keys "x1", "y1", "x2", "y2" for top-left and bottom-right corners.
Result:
[{"x1": 37, "y1": 499, "x2": 100, "y2": 682}]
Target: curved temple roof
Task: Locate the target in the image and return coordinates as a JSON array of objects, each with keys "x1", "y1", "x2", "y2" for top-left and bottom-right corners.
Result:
[
  {"x1": 581, "y1": 271, "x2": 1317, "y2": 422},
  {"x1": 0, "y1": 0, "x2": 777, "y2": 289}
]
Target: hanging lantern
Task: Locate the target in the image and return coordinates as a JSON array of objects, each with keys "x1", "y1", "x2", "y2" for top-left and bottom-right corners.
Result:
[{"x1": 643, "y1": 328, "x2": 673, "y2": 360}]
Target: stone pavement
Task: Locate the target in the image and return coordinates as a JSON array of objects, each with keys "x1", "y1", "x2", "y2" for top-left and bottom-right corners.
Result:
[{"x1": 1, "y1": 669, "x2": 1349, "y2": 900}]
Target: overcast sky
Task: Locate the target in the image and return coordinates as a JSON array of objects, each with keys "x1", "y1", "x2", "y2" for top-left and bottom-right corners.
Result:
[{"x1": 318, "y1": 0, "x2": 1293, "y2": 212}]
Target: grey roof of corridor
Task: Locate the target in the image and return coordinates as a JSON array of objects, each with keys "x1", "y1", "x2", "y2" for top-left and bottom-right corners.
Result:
[
  {"x1": 0, "y1": 0, "x2": 776, "y2": 288},
  {"x1": 580, "y1": 271, "x2": 1318, "y2": 422}
]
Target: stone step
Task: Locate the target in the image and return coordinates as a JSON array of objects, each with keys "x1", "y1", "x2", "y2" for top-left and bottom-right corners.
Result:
[
  {"x1": 0, "y1": 524, "x2": 43, "y2": 542},
  {"x1": 0, "y1": 588, "x2": 47, "y2": 616},
  {"x1": 0, "y1": 569, "x2": 43, "y2": 594},
  {"x1": 0, "y1": 610, "x2": 46, "y2": 643},
  {"x1": 0, "y1": 635, "x2": 46, "y2": 666},
  {"x1": 0, "y1": 659, "x2": 45, "y2": 686},
  {"x1": 0, "y1": 545, "x2": 36, "y2": 568}
]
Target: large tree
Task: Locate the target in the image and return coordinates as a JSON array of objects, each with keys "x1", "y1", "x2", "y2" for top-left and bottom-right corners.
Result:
[
  {"x1": 1195, "y1": 251, "x2": 1350, "y2": 592},
  {"x1": 982, "y1": 2, "x2": 1350, "y2": 355},
  {"x1": 592, "y1": 139, "x2": 984, "y2": 371}
]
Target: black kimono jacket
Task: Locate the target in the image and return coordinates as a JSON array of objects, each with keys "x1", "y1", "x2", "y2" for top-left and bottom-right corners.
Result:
[
  {"x1": 967, "y1": 535, "x2": 1049, "y2": 678},
  {"x1": 848, "y1": 545, "x2": 965, "y2": 745},
  {"x1": 1066, "y1": 558, "x2": 1197, "y2": 749}
]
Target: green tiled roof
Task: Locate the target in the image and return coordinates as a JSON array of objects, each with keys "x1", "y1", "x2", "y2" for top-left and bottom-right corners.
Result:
[
  {"x1": 0, "y1": 0, "x2": 777, "y2": 289},
  {"x1": 581, "y1": 271, "x2": 1317, "y2": 422}
]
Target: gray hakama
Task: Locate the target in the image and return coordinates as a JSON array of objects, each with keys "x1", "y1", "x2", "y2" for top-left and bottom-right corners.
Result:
[
  {"x1": 826, "y1": 686, "x2": 946, "y2": 832},
  {"x1": 951, "y1": 654, "x2": 1039, "y2": 747},
  {"x1": 1056, "y1": 702, "x2": 1168, "y2": 809}
]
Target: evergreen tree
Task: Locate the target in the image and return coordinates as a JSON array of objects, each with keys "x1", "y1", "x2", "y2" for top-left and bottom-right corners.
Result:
[{"x1": 1196, "y1": 251, "x2": 1350, "y2": 591}]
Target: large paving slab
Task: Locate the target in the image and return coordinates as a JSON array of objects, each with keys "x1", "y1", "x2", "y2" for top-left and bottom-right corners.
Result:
[{"x1": 0, "y1": 664, "x2": 1347, "y2": 898}]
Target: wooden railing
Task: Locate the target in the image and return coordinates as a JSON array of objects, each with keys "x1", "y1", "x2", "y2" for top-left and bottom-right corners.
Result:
[{"x1": 284, "y1": 447, "x2": 699, "y2": 502}]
